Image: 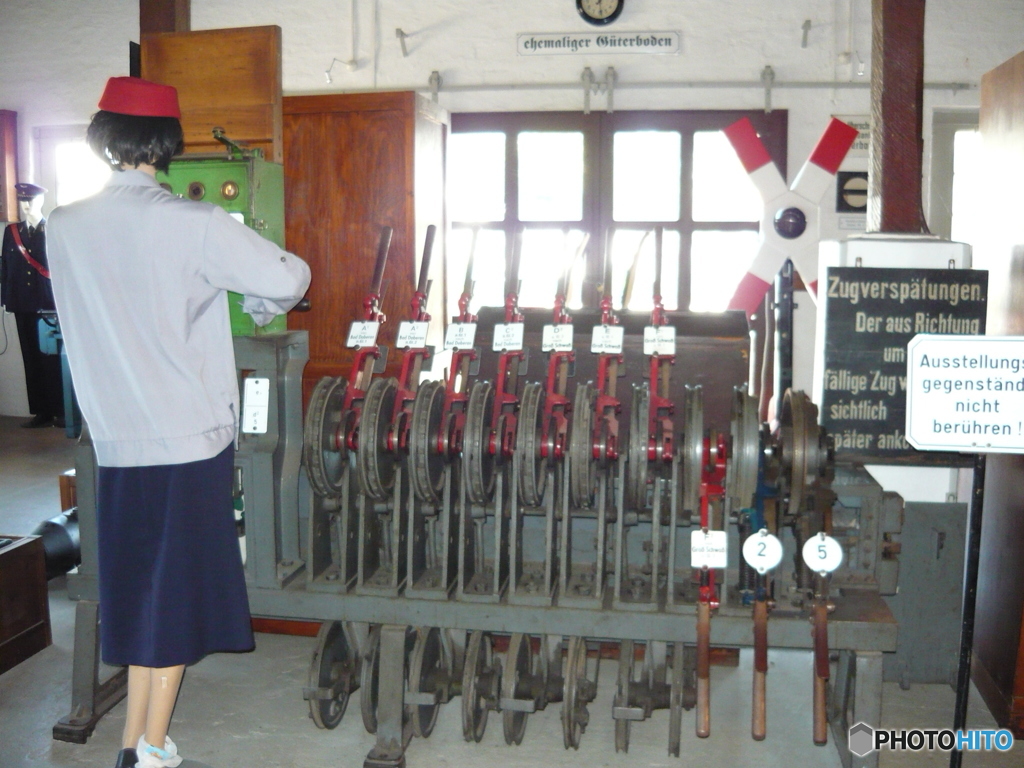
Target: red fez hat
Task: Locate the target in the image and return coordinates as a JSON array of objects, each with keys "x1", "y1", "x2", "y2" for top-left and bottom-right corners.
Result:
[{"x1": 98, "y1": 76, "x2": 181, "y2": 119}]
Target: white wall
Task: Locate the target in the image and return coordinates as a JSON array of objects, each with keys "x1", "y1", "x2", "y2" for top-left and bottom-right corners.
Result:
[{"x1": 1, "y1": 0, "x2": 1022, "y2": 415}]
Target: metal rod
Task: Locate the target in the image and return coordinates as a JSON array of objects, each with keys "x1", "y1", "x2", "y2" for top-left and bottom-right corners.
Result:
[
  {"x1": 330, "y1": 79, "x2": 974, "y2": 96},
  {"x1": 949, "y1": 453, "x2": 987, "y2": 768}
]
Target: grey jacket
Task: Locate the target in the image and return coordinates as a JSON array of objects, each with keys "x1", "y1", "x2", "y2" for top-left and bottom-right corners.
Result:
[{"x1": 47, "y1": 169, "x2": 311, "y2": 467}]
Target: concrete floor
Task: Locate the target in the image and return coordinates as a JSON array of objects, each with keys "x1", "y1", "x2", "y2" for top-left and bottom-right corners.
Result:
[{"x1": 0, "y1": 415, "x2": 1018, "y2": 768}]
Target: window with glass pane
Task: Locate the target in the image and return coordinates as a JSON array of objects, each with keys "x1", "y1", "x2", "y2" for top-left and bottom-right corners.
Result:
[
  {"x1": 55, "y1": 141, "x2": 110, "y2": 205},
  {"x1": 518, "y1": 132, "x2": 584, "y2": 222},
  {"x1": 449, "y1": 111, "x2": 786, "y2": 313},
  {"x1": 613, "y1": 131, "x2": 681, "y2": 222},
  {"x1": 517, "y1": 229, "x2": 589, "y2": 308},
  {"x1": 692, "y1": 131, "x2": 761, "y2": 223},
  {"x1": 446, "y1": 228, "x2": 507, "y2": 319},
  {"x1": 610, "y1": 229, "x2": 680, "y2": 311},
  {"x1": 951, "y1": 129, "x2": 983, "y2": 246},
  {"x1": 448, "y1": 132, "x2": 506, "y2": 222},
  {"x1": 689, "y1": 230, "x2": 760, "y2": 312}
]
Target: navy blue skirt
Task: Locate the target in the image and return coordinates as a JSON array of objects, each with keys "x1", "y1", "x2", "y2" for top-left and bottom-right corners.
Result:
[{"x1": 97, "y1": 445, "x2": 254, "y2": 667}]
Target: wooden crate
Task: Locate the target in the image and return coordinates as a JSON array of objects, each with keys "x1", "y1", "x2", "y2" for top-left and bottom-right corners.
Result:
[{"x1": 0, "y1": 535, "x2": 52, "y2": 675}]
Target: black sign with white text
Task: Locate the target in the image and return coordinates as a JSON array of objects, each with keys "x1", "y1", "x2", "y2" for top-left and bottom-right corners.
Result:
[{"x1": 821, "y1": 266, "x2": 988, "y2": 463}]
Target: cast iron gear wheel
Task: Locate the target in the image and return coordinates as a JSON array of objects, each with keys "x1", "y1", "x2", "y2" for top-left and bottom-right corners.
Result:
[
  {"x1": 307, "y1": 620, "x2": 357, "y2": 729},
  {"x1": 407, "y1": 626, "x2": 451, "y2": 738},
  {"x1": 516, "y1": 382, "x2": 547, "y2": 507},
  {"x1": 569, "y1": 383, "x2": 598, "y2": 509},
  {"x1": 726, "y1": 387, "x2": 760, "y2": 510},
  {"x1": 462, "y1": 630, "x2": 497, "y2": 742},
  {"x1": 561, "y1": 635, "x2": 592, "y2": 750},
  {"x1": 682, "y1": 386, "x2": 704, "y2": 516},
  {"x1": 356, "y1": 377, "x2": 398, "y2": 501},
  {"x1": 409, "y1": 380, "x2": 447, "y2": 505},
  {"x1": 502, "y1": 632, "x2": 534, "y2": 745},
  {"x1": 626, "y1": 385, "x2": 651, "y2": 510},
  {"x1": 464, "y1": 380, "x2": 496, "y2": 505},
  {"x1": 360, "y1": 625, "x2": 381, "y2": 734},
  {"x1": 613, "y1": 639, "x2": 634, "y2": 752},
  {"x1": 303, "y1": 376, "x2": 348, "y2": 497}
]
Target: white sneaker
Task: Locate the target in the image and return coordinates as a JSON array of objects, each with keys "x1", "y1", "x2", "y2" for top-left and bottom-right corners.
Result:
[{"x1": 137, "y1": 735, "x2": 184, "y2": 768}]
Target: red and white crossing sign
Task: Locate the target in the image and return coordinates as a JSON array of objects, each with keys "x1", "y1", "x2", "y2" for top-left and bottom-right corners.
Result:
[{"x1": 723, "y1": 117, "x2": 860, "y2": 317}]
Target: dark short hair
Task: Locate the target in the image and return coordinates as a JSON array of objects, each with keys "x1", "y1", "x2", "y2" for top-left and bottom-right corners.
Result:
[{"x1": 86, "y1": 110, "x2": 184, "y2": 173}]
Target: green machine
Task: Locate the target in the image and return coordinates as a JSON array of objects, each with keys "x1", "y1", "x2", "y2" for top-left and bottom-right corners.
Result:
[{"x1": 156, "y1": 134, "x2": 288, "y2": 335}]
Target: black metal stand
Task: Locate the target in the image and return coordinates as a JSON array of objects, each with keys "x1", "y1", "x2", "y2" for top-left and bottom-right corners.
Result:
[{"x1": 949, "y1": 453, "x2": 987, "y2": 768}]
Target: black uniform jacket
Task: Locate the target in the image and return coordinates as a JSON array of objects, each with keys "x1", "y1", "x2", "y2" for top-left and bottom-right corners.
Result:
[{"x1": 1, "y1": 220, "x2": 54, "y2": 313}]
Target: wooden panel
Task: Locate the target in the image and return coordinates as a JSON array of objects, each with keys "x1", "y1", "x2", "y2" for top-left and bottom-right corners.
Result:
[
  {"x1": 974, "y1": 48, "x2": 1024, "y2": 737},
  {"x1": 282, "y1": 92, "x2": 447, "y2": 402},
  {"x1": 0, "y1": 111, "x2": 16, "y2": 223},
  {"x1": 139, "y1": 0, "x2": 190, "y2": 34},
  {"x1": 141, "y1": 26, "x2": 282, "y2": 162},
  {"x1": 0, "y1": 535, "x2": 51, "y2": 675}
]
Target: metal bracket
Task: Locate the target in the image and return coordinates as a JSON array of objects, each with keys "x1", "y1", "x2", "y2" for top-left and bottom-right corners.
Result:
[
  {"x1": 582, "y1": 67, "x2": 595, "y2": 114},
  {"x1": 428, "y1": 70, "x2": 441, "y2": 103},
  {"x1": 606, "y1": 66, "x2": 617, "y2": 113},
  {"x1": 761, "y1": 65, "x2": 775, "y2": 113}
]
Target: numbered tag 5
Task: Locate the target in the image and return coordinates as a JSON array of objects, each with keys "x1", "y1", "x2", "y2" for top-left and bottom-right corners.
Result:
[
  {"x1": 691, "y1": 529, "x2": 728, "y2": 569},
  {"x1": 801, "y1": 532, "x2": 843, "y2": 575},
  {"x1": 346, "y1": 320, "x2": 380, "y2": 349},
  {"x1": 742, "y1": 529, "x2": 783, "y2": 575},
  {"x1": 542, "y1": 324, "x2": 574, "y2": 352},
  {"x1": 591, "y1": 324, "x2": 624, "y2": 355}
]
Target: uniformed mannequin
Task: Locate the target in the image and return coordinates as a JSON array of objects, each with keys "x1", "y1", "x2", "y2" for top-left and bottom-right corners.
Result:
[
  {"x1": 47, "y1": 77, "x2": 311, "y2": 768},
  {"x1": 0, "y1": 182, "x2": 65, "y2": 427}
]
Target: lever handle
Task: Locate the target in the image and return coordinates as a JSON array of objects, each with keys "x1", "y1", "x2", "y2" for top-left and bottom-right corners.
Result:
[
  {"x1": 370, "y1": 226, "x2": 393, "y2": 296},
  {"x1": 417, "y1": 224, "x2": 436, "y2": 296}
]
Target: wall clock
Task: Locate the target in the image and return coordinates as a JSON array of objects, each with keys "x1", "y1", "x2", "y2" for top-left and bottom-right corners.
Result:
[{"x1": 577, "y1": 0, "x2": 624, "y2": 26}]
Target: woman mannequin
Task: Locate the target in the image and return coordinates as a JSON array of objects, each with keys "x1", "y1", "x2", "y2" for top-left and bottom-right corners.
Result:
[{"x1": 46, "y1": 77, "x2": 311, "y2": 768}]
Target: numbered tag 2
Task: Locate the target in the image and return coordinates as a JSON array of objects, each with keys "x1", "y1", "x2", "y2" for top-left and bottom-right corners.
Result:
[
  {"x1": 742, "y1": 529, "x2": 784, "y2": 575},
  {"x1": 542, "y1": 324, "x2": 574, "y2": 352},
  {"x1": 801, "y1": 533, "x2": 843, "y2": 575},
  {"x1": 591, "y1": 324, "x2": 624, "y2": 354},
  {"x1": 691, "y1": 529, "x2": 728, "y2": 569},
  {"x1": 346, "y1": 320, "x2": 380, "y2": 349}
]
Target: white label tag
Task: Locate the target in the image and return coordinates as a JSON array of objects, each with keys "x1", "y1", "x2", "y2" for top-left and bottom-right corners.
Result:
[
  {"x1": 346, "y1": 320, "x2": 380, "y2": 349},
  {"x1": 492, "y1": 323, "x2": 525, "y2": 352},
  {"x1": 241, "y1": 377, "x2": 270, "y2": 434},
  {"x1": 396, "y1": 320, "x2": 429, "y2": 349},
  {"x1": 742, "y1": 529, "x2": 784, "y2": 575},
  {"x1": 444, "y1": 322, "x2": 477, "y2": 350},
  {"x1": 591, "y1": 324, "x2": 625, "y2": 354},
  {"x1": 643, "y1": 325, "x2": 676, "y2": 356},
  {"x1": 541, "y1": 324, "x2": 574, "y2": 352},
  {"x1": 801, "y1": 533, "x2": 844, "y2": 575},
  {"x1": 691, "y1": 529, "x2": 728, "y2": 569}
]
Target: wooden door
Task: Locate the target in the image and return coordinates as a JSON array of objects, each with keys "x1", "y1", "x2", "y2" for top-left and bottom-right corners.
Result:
[
  {"x1": 282, "y1": 92, "x2": 447, "y2": 399},
  {"x1": 972, "y1": 49, "x2": 1024, "y2": 736}
]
